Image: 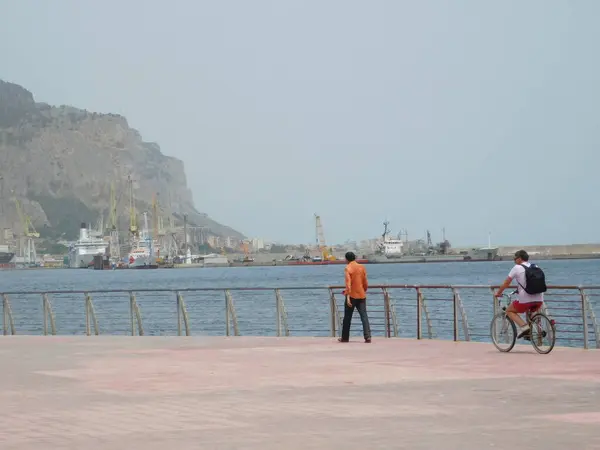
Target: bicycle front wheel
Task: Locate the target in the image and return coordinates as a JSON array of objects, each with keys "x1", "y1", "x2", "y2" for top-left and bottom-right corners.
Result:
[
  {"x1": 490, "y1": 312, "x2": 517, "y2": 352},
  {"x1": 530, "y1": 313, "x2": 556, "y2": 354}
]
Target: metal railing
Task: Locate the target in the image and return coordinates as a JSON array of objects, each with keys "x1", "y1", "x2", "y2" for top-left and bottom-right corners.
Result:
[{"x1": 1, "y1": 285, "x2": 598, "y2": 349}]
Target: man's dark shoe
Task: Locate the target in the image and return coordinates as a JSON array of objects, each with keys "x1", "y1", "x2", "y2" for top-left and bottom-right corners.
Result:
[
  {"x1": 338, "y1": 338, "x2": 349, "y2": 343},
  {"x1": 517, "y1": 326, "x2": 531, "y2": 339},
  {"x1": 364, "y1": 338, "x2": 371, "y2": 343}
]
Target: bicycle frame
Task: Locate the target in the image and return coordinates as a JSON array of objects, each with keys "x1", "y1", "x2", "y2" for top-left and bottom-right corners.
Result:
[
  {"x1": 499, "y1": 290, "x2": 550, "y2": 325},
  {"x1": 493, "y1": 290, "x2": 556, "y2": 353}
]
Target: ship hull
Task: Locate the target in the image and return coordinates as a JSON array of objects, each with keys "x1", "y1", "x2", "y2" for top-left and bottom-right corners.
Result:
[
  {"x1": 68, "y1": 253, "x2": 97, "y2": 268},
  {"x1": 68, "y1": 226, "x2": 108, "y2": 268},
  {"x1": 128, "y1": 255, "x2": 158, "y2": 269},
  {"x1": 464, "y1": 247, "x2": 500, "y2": 261},
  {"x1": 0, "y1": 252, "x2": 15, "y2": 264}
]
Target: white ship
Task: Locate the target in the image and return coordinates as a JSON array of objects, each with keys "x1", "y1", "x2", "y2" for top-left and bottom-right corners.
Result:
[
  {"x1": 382, "y1": 238, "x2": 404, "y2": 258},
  {"x1": 68, "y1": 223, "x2": 107, "y2": 268},
  {"x1": 128, "y1": 212, "x2": 158, "y2": 269},
  {"x1": 195, "y1": 253, "x2": 229, "y2": 267},
  {"x1": 378, "y1": 221, "x2": 404, "y2": 258}
]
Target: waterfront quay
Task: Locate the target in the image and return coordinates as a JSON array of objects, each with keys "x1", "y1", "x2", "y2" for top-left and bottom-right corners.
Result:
[
  {"x1": 0, "y1": 336, "x2": 599, "y2": 449},
  {"x1": 1, "y1": 283, "x2": 599, "y2": 448}
]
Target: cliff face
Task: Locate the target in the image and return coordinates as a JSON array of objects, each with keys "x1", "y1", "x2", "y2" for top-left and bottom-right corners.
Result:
[{"x1": 0, "y1": 80, "x2": 243, "y2": 240}]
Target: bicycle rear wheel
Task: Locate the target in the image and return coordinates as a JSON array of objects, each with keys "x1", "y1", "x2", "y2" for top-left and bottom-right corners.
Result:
[
  {"x1": 529, "y1": 313, "x2": 556, "y2": 354},
  {"x1": 490, "y1": 312, "x2": 517, "y2": 352}
]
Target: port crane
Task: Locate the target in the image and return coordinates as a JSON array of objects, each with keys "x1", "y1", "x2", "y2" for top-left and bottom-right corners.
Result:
[
  {"x1": 152, "y1": 193, "x2": 164, "y2": 243},
  {"x1": 107, "y1": 182, "x2": 121, "y2": 262},
  {"x1": 239, "y1": 240, "x2": 254, "y2": 262},
  {"x1": 12, "y1": 195, "x2": 39, "y2": 265},
  {"x1": 154, "y1": 192, "x2": 183, "y2": 260},
  {"x1": 314, "y1": 214, "x2": 336, "y2": 261},
  {"x1": 152, "y1": 193, "x2": 177, "y2": 262},
  {"x1": 127, "y1": 174, "x2": 138, "y2": 238}
]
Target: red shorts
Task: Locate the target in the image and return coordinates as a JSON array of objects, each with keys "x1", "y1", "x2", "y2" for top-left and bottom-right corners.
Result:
[{"x1": 511, "y1": 300, "x2": 543, "y2": 314}]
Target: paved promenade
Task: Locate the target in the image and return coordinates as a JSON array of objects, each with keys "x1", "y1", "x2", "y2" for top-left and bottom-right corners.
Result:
[{"x1": 0, "y1": 336, "x2": 599, "y2": 449}]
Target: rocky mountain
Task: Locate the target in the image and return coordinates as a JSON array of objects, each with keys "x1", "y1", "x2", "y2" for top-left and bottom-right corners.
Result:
[{"x1": 0, "y1": 79, "x2": 243, "y2": 240}]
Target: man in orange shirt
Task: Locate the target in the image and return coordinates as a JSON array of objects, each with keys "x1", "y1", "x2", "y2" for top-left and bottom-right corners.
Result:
[{"x1": 338, "y1": 252, "x2": 371, "y2": 343}]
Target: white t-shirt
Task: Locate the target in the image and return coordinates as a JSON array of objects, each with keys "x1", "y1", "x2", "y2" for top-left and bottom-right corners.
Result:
[{"x1": 508, "y1": 262, "x2": 544, "y2": 304}]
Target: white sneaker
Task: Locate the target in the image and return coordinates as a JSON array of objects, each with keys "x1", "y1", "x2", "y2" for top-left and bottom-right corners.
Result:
[{"x1": 517, "y1": 325, "x2": 531, "y2": 339}]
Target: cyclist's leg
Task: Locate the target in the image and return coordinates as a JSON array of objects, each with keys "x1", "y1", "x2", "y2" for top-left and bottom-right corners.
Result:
[
  {"x1": 506, "y1": 302, "x2": 526, "y2": 327},
  {"x1": 507, "y1": 301, "x2": 531, "y2": 338}
]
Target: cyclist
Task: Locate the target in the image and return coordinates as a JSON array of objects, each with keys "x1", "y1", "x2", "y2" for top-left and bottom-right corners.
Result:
[{"x1": 494, "y1": 249, "x2": 544, "y2": 339}]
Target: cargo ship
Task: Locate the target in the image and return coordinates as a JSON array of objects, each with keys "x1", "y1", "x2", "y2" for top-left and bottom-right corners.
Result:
[
  {"x1": 127, "y1": 213, "x2": 158, "y2": 269},
  {"x1": 68, "y1": 223, "x2": 107, "y2": 268}
]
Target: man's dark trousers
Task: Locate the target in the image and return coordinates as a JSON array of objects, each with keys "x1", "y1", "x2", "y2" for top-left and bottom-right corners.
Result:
[{"x1": 341, "y1": 297, "x2": 371, "y2": 341}]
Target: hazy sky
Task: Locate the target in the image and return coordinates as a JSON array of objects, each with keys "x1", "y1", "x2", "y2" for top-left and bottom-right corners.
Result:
[{"x1": 1, "y1": 1, "x2": 598, "y2": 246}]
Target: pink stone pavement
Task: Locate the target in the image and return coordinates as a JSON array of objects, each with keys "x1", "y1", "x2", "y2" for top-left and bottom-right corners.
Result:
[{"x1": 0, "y1": 337, "x2": 599, "y2": 449}]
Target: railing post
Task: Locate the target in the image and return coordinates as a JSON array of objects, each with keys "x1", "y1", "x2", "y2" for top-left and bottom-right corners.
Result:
[
  {"x1": 41, "y1": 293, "x2": 57, "y2": 336},
  {"x1": 275, "y1": 289, "x2": 281, "y2": 337},
  {"x1": 85, "y1": 292, "x2": 91, "y2": 336},
  {"x1": 416, "y1": 287, "x2": 422, "y2": 339},
  {"x1": 491, "y1": 287, "x2": 498, "y2": 316},
  {"x1": 452, "y1": 287, "x2": 458, "y2": 342},
  {"x1": 225, "y1": 290, "x2": 230, "y2": 336},
  {"x1": 328, "y1": 288, "x2": 337, "y2": 337},
  {"x1": 176, "y1": 291, "x2": 182, "y2": 336},
  {"x1": 388, "y1": 292, "x2": 399, "y2": 338},
  {"x1": 224, "y1": 290, "x2": 239, "y2": 336},
  {"x1": 383, "y1": 287, "x2": 391, "y2": 338},
  {"x1": 42, "y1": 294, "x2": 48, "y2": 336},
  {"x1": 2, "y1": 294, "x2": 15, "y2": 336},
  {"x1": 129, "y1": 291, "x2": 135, "y2": 336},
  {"x1": 43, "y1": 294, "x2": 56, "y2": 336},
  {"x1": 84, "y1": 293, "x2": 99, "y2": 336},
  {"x1": 581, "y1": 291, "x2": 600, "y2": 349},
  {"x1": 579, "y1": 287, "x2": 589, "y2": 350},
  {"x1": 281, "y1": 291, "x2": 289, "y2": 337},
  {"x1": 128, "y1": 291, "x2": 143, "y2": 336},
  {"x1": 176, "y1": 291, "x2": 190, "y2": 336}
]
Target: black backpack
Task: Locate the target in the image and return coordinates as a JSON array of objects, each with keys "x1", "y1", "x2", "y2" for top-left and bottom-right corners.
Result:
[{"x1": 518, "y1": 263, "x2": 547, "y2": 294}]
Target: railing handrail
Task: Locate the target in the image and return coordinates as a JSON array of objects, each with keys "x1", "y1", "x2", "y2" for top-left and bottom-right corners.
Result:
[
  {"x1": 329, "y1": 284, "x2": 600, "y2": 290},
  {"x1": 1, "y1": 284, "x2": 599, "y2": 295},
  {"x1": 2, "y1": 284, "x2": 598, "y2": 348}
]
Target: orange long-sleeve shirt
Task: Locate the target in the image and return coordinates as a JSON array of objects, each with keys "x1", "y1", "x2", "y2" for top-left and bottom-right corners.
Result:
[{"x1": 344, "y1": 261, "x2": 368, "y2": 299}]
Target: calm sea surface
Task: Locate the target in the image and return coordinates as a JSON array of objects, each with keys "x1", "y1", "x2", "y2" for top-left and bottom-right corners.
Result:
[{"x1": 1, "y1": 259, "x2": 598, "y2": 347}]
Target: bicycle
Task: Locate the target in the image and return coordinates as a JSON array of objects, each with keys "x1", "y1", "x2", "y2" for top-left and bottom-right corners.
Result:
[{"x1": 490, "y1": 290, "x2": 556, "y2": 354}]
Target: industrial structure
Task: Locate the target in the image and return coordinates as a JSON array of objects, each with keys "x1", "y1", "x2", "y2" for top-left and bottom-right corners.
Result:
[
  {"x1": 314, "y1": 213, "x2": 335, "y2": 261},
  {"x1": 108, "y1": 182, "x2": 120, "y2": 262},
  {"x1": 12, "y1": 195, "x2": 39, "y2": 266}
]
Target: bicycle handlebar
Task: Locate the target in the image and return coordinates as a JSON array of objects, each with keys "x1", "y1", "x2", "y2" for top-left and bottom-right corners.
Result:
[{"x1": 498, "y1": 290, "x2": 518, "y2": 309}]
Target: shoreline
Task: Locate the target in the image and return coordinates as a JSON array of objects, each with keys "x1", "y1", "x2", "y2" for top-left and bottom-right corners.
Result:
[{"x1": 3, "y1": 253, "x2": 599, "y2": 271}]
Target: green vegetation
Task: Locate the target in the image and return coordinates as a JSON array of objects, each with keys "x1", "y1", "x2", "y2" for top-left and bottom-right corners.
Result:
[
  {"x1": 196, "y1": 243, "x2": 214, "y2": 254},
  {"x1": 37, "y1": 241, "x2": 68, "y2": 255},
  {"x1": 269, "y1": 244, "x2": 287, "y2": 253},
  {"x1": 30, "y1": 194, "x2": 98, "y2": 240}
]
